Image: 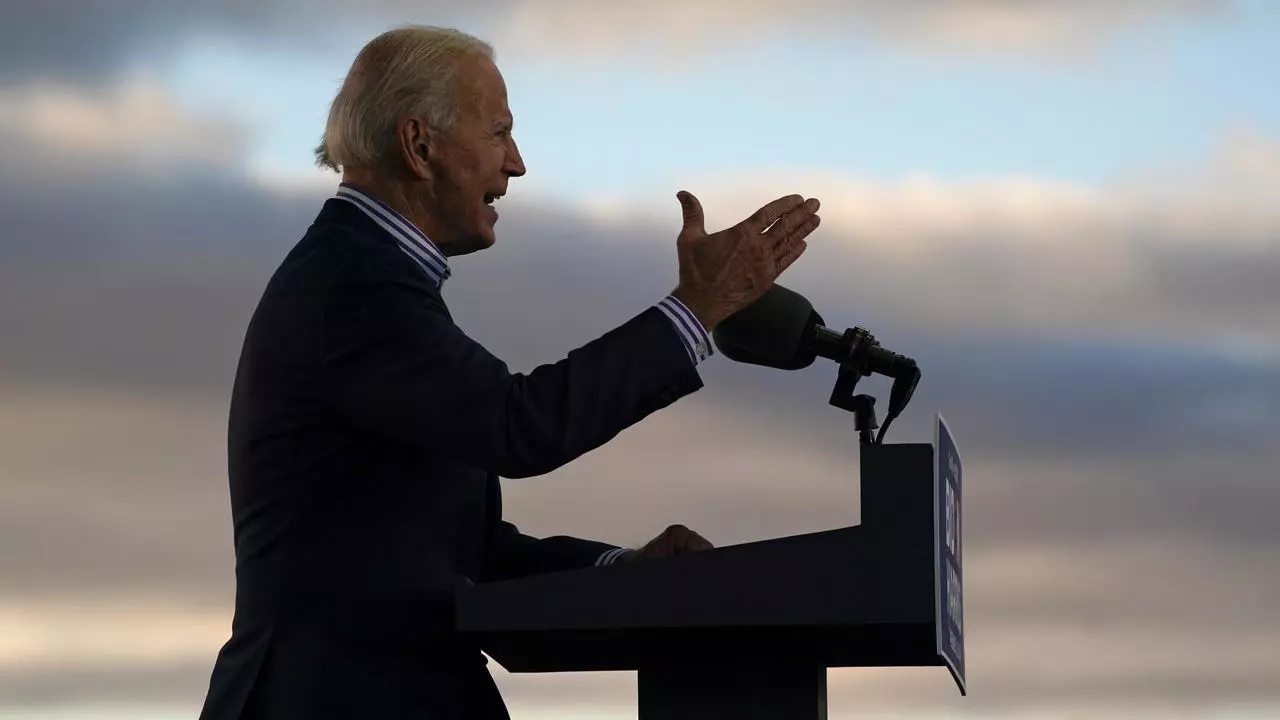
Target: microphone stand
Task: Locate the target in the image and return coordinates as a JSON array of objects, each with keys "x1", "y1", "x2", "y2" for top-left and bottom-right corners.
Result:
[
  {"x1": 825, "y1": 327, "x2": 878, "y2": 445},
  {"x1": 832, "y1": 367, "x2": 879, "y2": 446},
  {"x1": 851, "y1": 394, "x2": 879, "y2": 446},
  {"x1": 822, "y1": 326, "x2": 911, "y2": 446}
]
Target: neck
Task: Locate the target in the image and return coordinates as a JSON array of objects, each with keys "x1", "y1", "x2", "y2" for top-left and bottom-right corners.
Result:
[{"x1": 340, "y1": 169, "x2": 449, "y2": 254}]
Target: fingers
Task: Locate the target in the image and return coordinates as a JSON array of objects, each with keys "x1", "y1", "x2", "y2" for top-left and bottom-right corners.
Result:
[
  {"x1": 741, "y1": 194, "x2": 806, "y2": 233},
  {"x1": 774, "y1": 239, "x2": 809, "y2": 276},
  {"x1": 754, "y1": 198, "x2": 820, "y2": 283},
  {"x1": 663, "y1": 524, "x2": 713, "y2": 551},
  {"x1": 769, "y1": 210, "x2": 819, "y2": 262},
  {"x1": 764, "y1": 197, "x2": 820, "y2": 245},
  {"x1": 639, "y1": 524, "x2": 715, "y2": 559},
  {"x1": 676, "y1": 190, "x2": 706, "y2": 236},
  {"x1": 683, "y1": 531, "x2": 714, "y2": 552}
]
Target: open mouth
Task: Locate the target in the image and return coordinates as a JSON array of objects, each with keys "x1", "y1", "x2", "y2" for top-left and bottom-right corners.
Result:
[{"x1": 484, "y1": 192, "x2": 503, "y2": 205}]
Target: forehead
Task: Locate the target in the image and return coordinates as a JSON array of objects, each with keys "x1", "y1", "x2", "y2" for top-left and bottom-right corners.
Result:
[{"x1": 454, "y1": 54, "x2": 511, "y2": 123}]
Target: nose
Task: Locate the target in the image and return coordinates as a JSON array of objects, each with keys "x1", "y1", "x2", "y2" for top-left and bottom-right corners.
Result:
[{"x1": 505, "y1": 136, "x2": 526, "y2": 178}]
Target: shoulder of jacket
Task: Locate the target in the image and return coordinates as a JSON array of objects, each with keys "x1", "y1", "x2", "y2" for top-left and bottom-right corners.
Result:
[{"x1": 303, "y1": 220, "x2": 432, "y2": 290}]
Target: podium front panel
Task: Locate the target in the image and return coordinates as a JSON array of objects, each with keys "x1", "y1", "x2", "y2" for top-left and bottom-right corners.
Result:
[{"x1": 934, "y1": 413, "x2": 966, "y2": 694}]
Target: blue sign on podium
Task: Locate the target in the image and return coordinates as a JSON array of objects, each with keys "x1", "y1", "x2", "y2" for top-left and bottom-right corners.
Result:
[{"x1": 934, "y1": 413, "x2": 966, "y2": 694}]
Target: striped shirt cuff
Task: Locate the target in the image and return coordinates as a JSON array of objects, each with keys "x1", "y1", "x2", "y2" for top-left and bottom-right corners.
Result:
[
  {"x1": 655, "y1": 295, "x2": 714, "y2": 366},
  {"x1": 596, "y1": 547, "x2": 632, "y2": 566}
]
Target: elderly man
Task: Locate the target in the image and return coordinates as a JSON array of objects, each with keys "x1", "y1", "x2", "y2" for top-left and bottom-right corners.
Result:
[{"x1": 198, "y1": 25, "x2": 820, "y2": 720}]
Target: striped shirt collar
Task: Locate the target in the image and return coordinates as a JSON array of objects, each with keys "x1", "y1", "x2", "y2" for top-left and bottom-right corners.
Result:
[{"x1": 333, "y1": 183, "x2": 452, "y2": 289}]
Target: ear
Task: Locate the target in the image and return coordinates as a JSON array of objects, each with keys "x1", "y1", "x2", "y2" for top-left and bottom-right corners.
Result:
[{"x1": 395, "y1": 115, "x2": 434, "y2": 180}]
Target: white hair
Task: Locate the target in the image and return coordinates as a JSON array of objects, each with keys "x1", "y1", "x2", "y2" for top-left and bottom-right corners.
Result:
[{"x1": 315, "y1": 25, "x2": 495, "y2": 172}]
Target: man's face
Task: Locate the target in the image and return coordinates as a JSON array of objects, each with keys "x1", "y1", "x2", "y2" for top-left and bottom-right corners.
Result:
[{"x1": 421, "y1": 55, "x2": 526, "y2": 256}]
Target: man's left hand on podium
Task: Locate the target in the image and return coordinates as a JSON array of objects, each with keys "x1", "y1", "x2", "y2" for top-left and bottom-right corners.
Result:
[{"x1": 621, "y1": 524, "x2": 714, "y2": 563}]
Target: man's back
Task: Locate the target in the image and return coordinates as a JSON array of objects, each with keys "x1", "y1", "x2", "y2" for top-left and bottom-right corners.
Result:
[
  {"x1": 225, "y1": 199, "x2": 495, "y2": 626},
  {"x1": 198, "y1": 198, "x2": 706, "y2": 719}
]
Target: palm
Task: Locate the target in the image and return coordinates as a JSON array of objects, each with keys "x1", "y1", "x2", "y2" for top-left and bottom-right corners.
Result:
[{"x1": 673, "y1": 190, "x2": 820, "y2": 329}]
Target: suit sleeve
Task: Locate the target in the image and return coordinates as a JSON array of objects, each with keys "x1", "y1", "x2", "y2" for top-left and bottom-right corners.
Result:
[
  {"x1": 482, "y1": 520, "x2": 626, "y2": 581},
  {"x1": 319, "y1": 259, "x2": 704, "y2": 479}
]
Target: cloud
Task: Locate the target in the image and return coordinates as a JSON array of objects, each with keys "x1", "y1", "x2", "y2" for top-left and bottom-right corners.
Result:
[
  {"x1": 0, "y1": 388, "x2": 237, "y2": 601},
  {"x1": 5, "y1": 535, "x2": 1275, "y2": 717},
  {"x1": 3, "y1": 389, "x2": 1277, "y2": 714},
  {"x1": 493, "y1": 0, "x2": 1227, "y2": 62},
  {"x1": 0, "y1": 0, "x2": 1229, "y2": 84},
  {"x1": 1, "y1": 82, "x2": 1276, "y2": 519},
  {"x1": 0, "y1": 598, "x2": 229, "y2": 672},
  {"x1": 0, "y1": 78, "x2": 250, "y2": 182},
  {"x1": 2, "y1": 380, "x2": 1275, "y2": 714},
  {"x1": 0, "y1": 0, "x2": 457, "y2": 84},
  {"x1": 581, "y1": 127, "x2": 1280, "y2": 357},
  {"x1": 2, "y1": 81, "x2": 1278, "y2": 714},
  {"x1": 7, "y1": 164, "x2": 1275, "y2": 458}
]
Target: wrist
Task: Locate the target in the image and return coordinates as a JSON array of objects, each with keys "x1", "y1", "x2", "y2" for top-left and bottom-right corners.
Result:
[{"x1": 671, "y1": 287, "x2": 720, "y2": 332}]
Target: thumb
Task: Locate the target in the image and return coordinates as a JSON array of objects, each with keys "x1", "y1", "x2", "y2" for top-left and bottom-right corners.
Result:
[{"x1": 676, "y1": 190, "x2": 706, "y2": 236}]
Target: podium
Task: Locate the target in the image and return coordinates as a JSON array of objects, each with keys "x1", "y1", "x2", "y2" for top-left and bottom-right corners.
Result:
[{"x1": 456, "y1": 415, "x2": 966, "y2": 719}]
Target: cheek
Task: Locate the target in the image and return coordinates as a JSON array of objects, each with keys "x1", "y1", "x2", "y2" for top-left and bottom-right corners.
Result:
[
  {"x1": 459, "y1": 161, "x2": 490, "y2": 199},
  {"x1": 434, "y1": 148, "x2": 480, "y2": 195}
]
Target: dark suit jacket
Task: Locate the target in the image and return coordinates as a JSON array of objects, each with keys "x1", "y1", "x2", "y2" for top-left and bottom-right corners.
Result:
[{"x1": 198, "y1": 198, "x2": 704, "y2": 719}]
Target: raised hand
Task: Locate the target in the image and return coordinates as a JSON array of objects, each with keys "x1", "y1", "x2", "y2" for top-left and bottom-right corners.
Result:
[{"x1": 671, "y1": 190, "x2": 820, "y2": 331}]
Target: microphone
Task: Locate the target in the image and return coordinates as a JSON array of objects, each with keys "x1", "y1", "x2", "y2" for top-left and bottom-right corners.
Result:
[
  {"x1": 710, "y1": 283, "x2": 821, "y2": 370},
  {"x1": 712, "y1": 284, "x2": 921, "y2": 441}
]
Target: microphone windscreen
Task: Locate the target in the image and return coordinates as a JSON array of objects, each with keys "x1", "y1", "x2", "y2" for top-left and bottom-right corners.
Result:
[{"x1": 712, "y1": 284, "x2": 818, "y2": 370}]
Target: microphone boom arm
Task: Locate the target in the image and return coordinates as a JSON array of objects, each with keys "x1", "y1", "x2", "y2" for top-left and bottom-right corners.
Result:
[
  {"x1": 811, "y1": 325, "x2": 921, "y2": 445},
  {"x1": 710, "y1": 284, "x2": 921, "y2": 445}
]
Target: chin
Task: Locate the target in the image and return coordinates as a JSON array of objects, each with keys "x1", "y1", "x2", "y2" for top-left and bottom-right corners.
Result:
[{"x1": 451, "y1": 231, "x2": 497, "y2": 256}]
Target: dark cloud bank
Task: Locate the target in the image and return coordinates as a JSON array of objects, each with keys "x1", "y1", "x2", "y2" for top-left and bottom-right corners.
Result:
[
  {"x1": 3, "y1": 147, "x2": 1278, "y2": 713},
  {"x1": 0, "y1": 0, "x2": 1227, "y2": 85}
]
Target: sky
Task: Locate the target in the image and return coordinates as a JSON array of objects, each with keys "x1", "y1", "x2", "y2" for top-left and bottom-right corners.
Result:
[{"x1": 1, "y1": 0, "x2": 1278, "y2": 718}]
